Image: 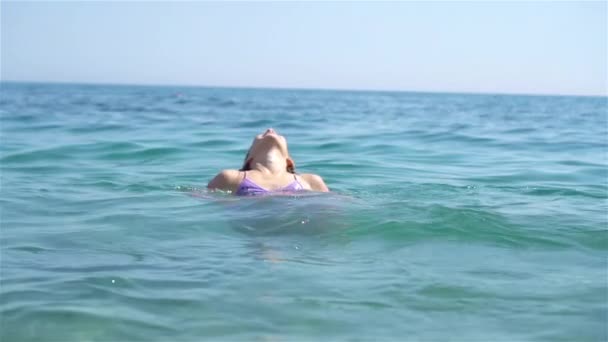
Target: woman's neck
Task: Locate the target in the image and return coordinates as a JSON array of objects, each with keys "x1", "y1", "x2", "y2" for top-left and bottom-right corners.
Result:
[{"x1": 251, "y1": 150, "x2": 288, "y2": 175}]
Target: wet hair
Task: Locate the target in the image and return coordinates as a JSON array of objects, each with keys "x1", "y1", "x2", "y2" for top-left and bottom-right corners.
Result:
[
  {"x1": 287, "y1": 163, "x2": 295, "y2": 174},
  {"x1": 239, "y1": 151, "x2": 295, "y2": 174}
]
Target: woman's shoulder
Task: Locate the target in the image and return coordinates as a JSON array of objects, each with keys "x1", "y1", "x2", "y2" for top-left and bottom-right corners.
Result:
[
  {"x1": 217, "y1": 169, "x2": 242, "y2": 179},
  {"x1": 207, "y1": 169, "x2": 244, "y2": 191},
  {"x1": 299, "y1": 173, "x2": 330, "y2": 192}
]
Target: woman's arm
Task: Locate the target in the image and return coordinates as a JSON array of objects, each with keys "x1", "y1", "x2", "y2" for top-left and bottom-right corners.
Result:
[{"x1": 302, "y1": 173, "x2": 330, "y2": 192}]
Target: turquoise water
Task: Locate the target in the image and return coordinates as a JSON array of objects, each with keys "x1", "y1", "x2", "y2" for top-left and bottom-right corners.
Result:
[{"x1": 1, "y1": 82, "x2": 606, "y2": 341}]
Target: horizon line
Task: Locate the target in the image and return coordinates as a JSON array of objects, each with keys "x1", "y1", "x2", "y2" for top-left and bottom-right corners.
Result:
[{"x1": 1, "y1": 79, "x2": 606, "y2": 99}]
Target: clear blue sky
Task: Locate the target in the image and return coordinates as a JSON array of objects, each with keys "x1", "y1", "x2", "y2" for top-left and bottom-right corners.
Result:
[{"x1": 1, "y1": 1, "x2": 606, "y2": 96}]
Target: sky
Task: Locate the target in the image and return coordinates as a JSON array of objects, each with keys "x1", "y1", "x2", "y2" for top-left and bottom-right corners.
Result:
[{"x1": 1, "y1": 1, "x2": 606, "y2": 96}]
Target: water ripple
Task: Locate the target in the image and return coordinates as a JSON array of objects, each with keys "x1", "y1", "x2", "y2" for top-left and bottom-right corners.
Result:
[{"x1": 1, "y1": 82, "x2": 606, "y2": 341}]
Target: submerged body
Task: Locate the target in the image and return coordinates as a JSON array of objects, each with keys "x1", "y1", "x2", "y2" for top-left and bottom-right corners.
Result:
[{"x1": 208, "y1": 128, "x2": 329, "y2": 195}]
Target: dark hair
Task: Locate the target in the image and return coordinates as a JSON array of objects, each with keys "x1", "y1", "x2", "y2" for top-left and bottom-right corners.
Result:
[
  {"x1": 239, "y1": 151, "x2": 251, "y2": 172},
  {"x1": 239, "y1": 151, "x2": 295, "y2": 174},
  {"x1": 287, "y1": 163, "x2": 295, "y2": 174}
]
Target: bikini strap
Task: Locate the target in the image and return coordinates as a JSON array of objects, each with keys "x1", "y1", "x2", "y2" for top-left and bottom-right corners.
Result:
[
  {"x1": 242, "y1": 171, "x2": 247, "y2": 180},
  {"x1": 292, "y1": 173, "x2": 303, "y2": 187}
]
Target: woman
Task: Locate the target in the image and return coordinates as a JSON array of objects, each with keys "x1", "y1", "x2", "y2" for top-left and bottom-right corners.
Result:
[{"x1": 207, "y1": 128, "x2": 330, "y2": 195}]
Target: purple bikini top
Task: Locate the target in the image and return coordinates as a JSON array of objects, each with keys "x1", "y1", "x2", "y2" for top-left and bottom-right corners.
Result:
[{"x1": 236, "y1": 172, "x2": 304, "y2": 196}]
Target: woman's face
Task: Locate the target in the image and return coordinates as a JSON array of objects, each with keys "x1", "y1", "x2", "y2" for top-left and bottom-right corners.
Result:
[
  {"x1": 247, "y1": 128, "x2": 289, "y2": 158},
  {"x1": 242, "y1": 128, "x2": 295, "y2": 172}
]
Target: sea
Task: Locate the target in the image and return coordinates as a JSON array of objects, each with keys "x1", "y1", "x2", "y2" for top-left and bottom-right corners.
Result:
[{"x1": 1, "y1": 82, "x2": 606, "y2": 341}]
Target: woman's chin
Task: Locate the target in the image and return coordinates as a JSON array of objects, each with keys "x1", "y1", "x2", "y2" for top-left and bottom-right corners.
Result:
[
  {"x1": 250, "y1": 134, "x2": 289, "y2": 156},
  {"x1": 262, "y1": 134, "x2": 287, "y2": 146}
]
